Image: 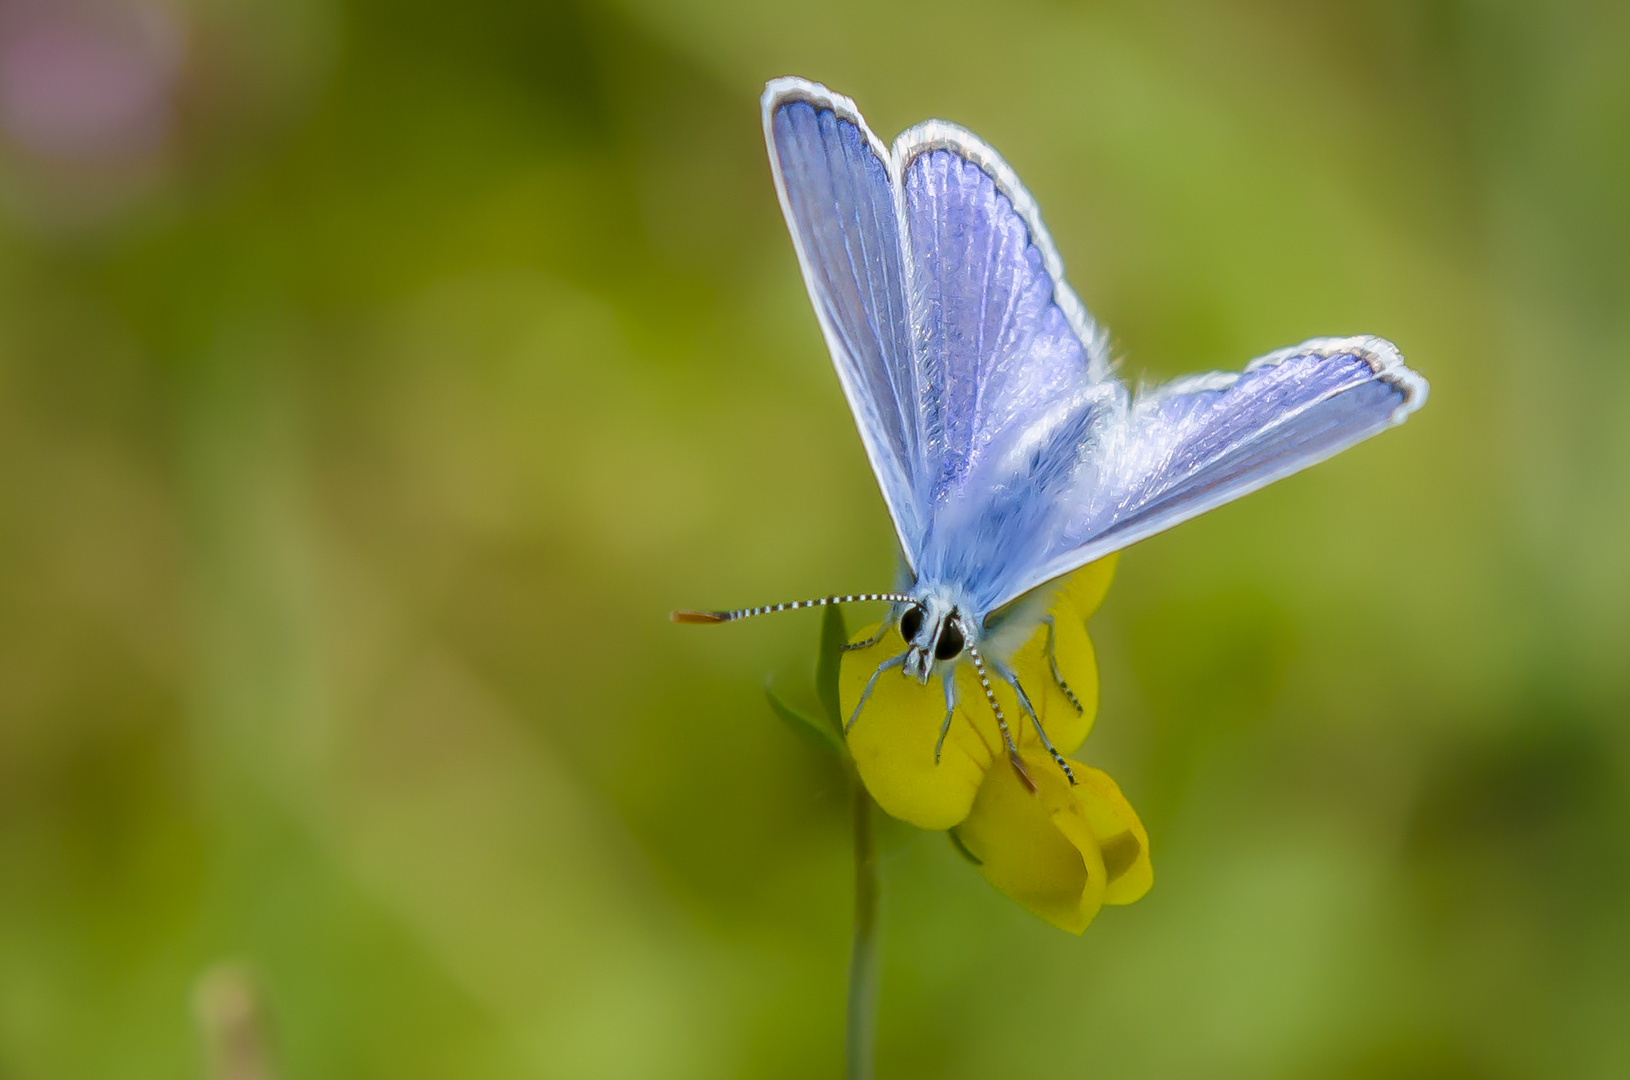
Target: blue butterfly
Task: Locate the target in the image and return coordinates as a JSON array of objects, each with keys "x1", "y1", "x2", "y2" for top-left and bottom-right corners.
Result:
[{"x1": 677, "y1": 78, "x2": 1427, "y2": 788}]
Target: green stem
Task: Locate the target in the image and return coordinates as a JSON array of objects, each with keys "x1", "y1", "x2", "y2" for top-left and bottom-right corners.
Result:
[{"x1": 845, "y1": 773, "x2": 879, "y2": 1080}]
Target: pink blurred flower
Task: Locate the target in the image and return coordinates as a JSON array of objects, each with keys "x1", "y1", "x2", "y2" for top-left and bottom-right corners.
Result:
[{"x1": 0, "y1": 0, "x2": 184, "y2": 162}]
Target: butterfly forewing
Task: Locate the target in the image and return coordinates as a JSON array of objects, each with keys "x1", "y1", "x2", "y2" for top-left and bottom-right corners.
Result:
[
  {"x1": 764, "y1": 84, "x2": 927, "y2": 561},
  {"x1": 892, "y1": 134, "x2": 1123, "y2": 612}
]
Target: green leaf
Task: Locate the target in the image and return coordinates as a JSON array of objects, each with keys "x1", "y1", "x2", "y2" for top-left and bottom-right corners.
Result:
[
  {"x1": 815, "y1": 601, "x2": 848, "y2": 733},
  {"x1": 766, "y1": 686, "x2": 845, "y2": 757}
]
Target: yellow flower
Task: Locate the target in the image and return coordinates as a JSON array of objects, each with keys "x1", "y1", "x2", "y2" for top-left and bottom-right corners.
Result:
[{"x1": 838, "y1": 555, "x2": 1151, "y2": 933}]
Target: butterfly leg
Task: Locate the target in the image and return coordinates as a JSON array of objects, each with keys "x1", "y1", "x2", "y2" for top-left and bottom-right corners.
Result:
[
  {"x1": 990, "y1": 656, "x2": 1077, "y2": 786},
  {"x1": 846, "y1": 650, "x2": 910, "y2": 733},
  {"x1": 965, "y1": 644, "x2": 1038, "y2": 794},
  {"x1": 1044, "y1": 617, "x2": 1085, "y2": 715},
  {"x1": 840, "y1": 610, "x2": 897, "y2": 653},
  {"x1": 934, "y1": 669, "x2": 958, "y2": 764}
]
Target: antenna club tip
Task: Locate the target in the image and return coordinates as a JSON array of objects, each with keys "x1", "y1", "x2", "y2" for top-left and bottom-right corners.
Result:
[{"x1": 671, "y1": 610, "x2": 729, "y2": 624}]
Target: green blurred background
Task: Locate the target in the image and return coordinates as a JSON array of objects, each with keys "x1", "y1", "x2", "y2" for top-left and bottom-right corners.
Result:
[{"x1": 2, "y1": 0, "x2": 1628, "y2": 1076}]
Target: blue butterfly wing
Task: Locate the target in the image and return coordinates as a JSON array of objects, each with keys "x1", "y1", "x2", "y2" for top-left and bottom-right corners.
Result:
[
  {"x1": 892, "y1": 124, "x2": 1118, "y2": 612},
  {"x1": 761, "y1": 79, "x2": 1430, "y2": 615},
  {"x1": 1003, "y1": 337, "x2": 1428, "y2": 604},
  {"x1": 762, "y1": 80, "x2": 928, "y2": 561},
  {"x1": 897, "y1": 134, "x2": 1110, "y2": 503},
  {"x1": 882, "y1": 128, "x2": 1428, "y2": 612}
]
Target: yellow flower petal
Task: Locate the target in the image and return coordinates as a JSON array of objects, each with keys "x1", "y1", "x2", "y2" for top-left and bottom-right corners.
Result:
[
  {"x1": 1006, "y1": 597, "x2": 1098, "y2": 757},
  {"x1": 839, "y1": 579, "x2": 1109, "y2": 830},
  {"x1": 835, "y1": 559, "x2": 1140, "y2": 931},
  {"x1": 1073, "y1": 766, "x2": 1153, "y2": 905},
  {"x1": 839, "y1": 622, "x2": 1002, "y2": 830},
  {"x1": 953, "y1": 751, "x2": 1108, "y2": 934},
  {"x1": 1057, "y1": 553, "x2": 1118, "y2": 620}
]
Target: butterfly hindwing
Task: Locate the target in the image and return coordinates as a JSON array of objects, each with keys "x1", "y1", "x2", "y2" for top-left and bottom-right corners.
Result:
[{"x1": 1003, "y1": 337, "x2": 1427, "y2": 603}]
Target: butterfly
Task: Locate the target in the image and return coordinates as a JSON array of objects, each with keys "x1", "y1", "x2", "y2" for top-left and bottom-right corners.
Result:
[{"x1": 675, "y1": 77, "x2": 1428, "y2": 790}]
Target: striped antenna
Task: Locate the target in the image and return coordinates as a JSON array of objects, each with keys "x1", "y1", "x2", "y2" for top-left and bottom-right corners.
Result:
[{"x1": 670, "y1": 593, "x2": 912, "y2": 624}]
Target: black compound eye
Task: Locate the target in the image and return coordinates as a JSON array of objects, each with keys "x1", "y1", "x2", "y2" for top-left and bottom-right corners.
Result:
[
  {"x1": 899, "y1": 605, "x2": 924, "y2": 643},
  {"x1": 934, "y1": 620, "x2": 965, "y2": 661}
]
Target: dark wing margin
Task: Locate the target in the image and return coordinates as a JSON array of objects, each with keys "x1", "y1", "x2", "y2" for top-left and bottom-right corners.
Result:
[{"x1": 762, "y1": 78, "x2": 926, "y2": 561}]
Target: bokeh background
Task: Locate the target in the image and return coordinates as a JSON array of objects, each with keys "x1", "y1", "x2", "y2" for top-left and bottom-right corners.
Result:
[{"x1": 2, "y1": 0, "x2": 1628, "y2": 1076}]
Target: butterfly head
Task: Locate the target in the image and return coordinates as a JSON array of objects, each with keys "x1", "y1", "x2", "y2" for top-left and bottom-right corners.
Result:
[{"x1": 899, "y1": 592, "x2": 969, "y2": 684}]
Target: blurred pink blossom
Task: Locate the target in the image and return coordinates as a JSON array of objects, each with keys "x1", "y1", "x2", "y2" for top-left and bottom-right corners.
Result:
[{"x1": 0, "y1": 0, "x2": 184, "y2": 162}]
